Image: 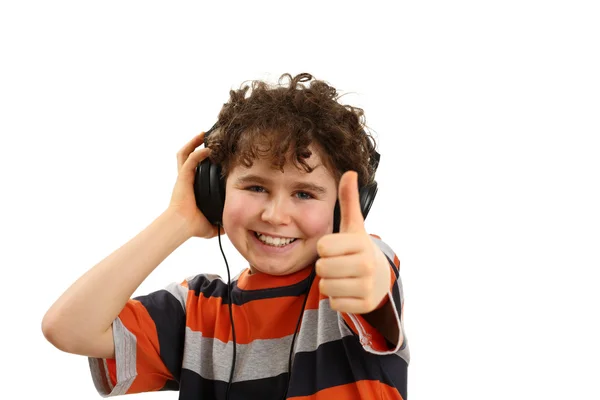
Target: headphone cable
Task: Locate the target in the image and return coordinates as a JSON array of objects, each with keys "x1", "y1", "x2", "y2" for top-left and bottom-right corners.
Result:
[
  {"x1": 218, "y1": 224, "x2": 237, "y2": 400},
  {"x1": 281, "y1": 267, "x2": 315, "y2": 400}
]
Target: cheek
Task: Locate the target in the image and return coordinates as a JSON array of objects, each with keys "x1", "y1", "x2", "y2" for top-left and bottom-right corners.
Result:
[
  {"x1": 222, "y1": 193, "x2": 250, "y2": 228},
  {"x1": 297, "y1": 204, "x2": 335, "y2": 237}
]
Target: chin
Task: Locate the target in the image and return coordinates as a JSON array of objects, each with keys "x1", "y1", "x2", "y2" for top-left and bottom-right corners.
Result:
[
  {"x1": 250, "y1": 253, "x2": 318, "y2": 275},
  {"x1": 250, "y1": 261, "x2": 306, "y2": 276}
]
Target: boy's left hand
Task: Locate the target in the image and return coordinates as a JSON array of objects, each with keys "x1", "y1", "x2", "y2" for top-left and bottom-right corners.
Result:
[{"x1": 316, "y1": 171, "x2": 391, "y2": 314}]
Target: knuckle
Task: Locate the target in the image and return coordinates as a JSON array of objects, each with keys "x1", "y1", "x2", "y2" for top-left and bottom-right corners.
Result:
[
  {"x1": 318, "y1": 279, "x2": 327, "y2": 294},
  {"x1": 328, "y1": 297, "x2": 336, "y2": 310},
  {"x1": 360, "y1": 258, "x2": 373, "y2": 275},
  {"x1": 362, "y1": 278, "x2": 374, "y2": 294},
  {"x1": 316, "y1": 238, "x2": 326, "y2": 255},
  {"x1": 329, "y1": 298, "x2": 340, "y2": 312},
  {"x1": 315, "y1": 259, "x2": 324, "y2": 276}
]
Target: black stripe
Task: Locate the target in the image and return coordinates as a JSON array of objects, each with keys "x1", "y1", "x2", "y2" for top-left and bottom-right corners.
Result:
[
  {"x1": 176, "y1": 336, "x2": 406, "y2": 399},
  {"x1": 381, "y1": 354, "x2": 409, "y2": 399},
  {"x1": 178, "y1": 368, "x2": 289, "y2": 400},
  {"x1": 159, "y1": 379, "x2": 179, "y2": 391},
  {"x1": 288, "y1": 335, "x2": 407, "y2": 398},
  {"x1": 187, "y1": 274, "x2": 313, "y2": 306},
  {"x1": 386, "y1": 253, "x2": 400, "y2": 279},
  {"x1": 134, "y1": 290, "x2": 185, "y2": 385}
]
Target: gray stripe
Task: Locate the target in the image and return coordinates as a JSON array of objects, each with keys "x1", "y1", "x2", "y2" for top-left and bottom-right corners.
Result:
[
  {"x1": 294, "y1": 298, "x2": 354, "y2": 353},
  {"x1": 88, "y1": 358, "x2": 112, "y2": 395},
  {"x1": 88, "y1": 317, "x2": 136, "y2": 396},
  {"x1": 397, "y1": 331, "x2": 410, "y2": 364},
  {"x1": 163, "y1": 281, "x2": 189, "y2": 312},
  {"x1": 182, "y1": 299, "x2": 353, "y2": 382},
  {"x1": 113, "y1": 318, "x2": 138, "y2": 394},
  {"x1": 182, "y1": 329, "x2": 293, "y2": 382}
]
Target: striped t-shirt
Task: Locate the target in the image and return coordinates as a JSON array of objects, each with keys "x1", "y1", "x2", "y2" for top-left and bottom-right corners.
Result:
[{"x1": 88, "y1": 235, "x2": 409, "y2": 399}]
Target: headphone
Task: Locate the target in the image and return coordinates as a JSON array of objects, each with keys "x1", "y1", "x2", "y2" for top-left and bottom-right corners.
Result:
[{"x1": 193, "y1": 123, "x2": 381, "y2": 233}]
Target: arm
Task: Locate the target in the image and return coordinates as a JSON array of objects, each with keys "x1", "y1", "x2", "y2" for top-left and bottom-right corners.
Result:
[
  {"x1": 41, "y1": 131, "x2": 217, "y2": 360},
  {"x1": 41, "y1": 209, "x2": 191, "y2": 359}
]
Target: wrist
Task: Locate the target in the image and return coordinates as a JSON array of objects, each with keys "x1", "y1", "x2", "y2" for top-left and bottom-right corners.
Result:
[{"x1": 159, "y1": 208, "x2": 195, "y2": 244}]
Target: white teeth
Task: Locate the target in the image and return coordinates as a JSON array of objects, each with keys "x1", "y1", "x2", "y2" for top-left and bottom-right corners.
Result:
[{"x1": 254, "y1": 232, "x2": 297, "y2": 247}]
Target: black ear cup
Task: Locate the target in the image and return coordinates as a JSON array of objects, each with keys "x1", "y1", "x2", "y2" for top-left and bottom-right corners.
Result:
[
  {"x1": 332, "y1": 181, "x2": 378, "y2": 233},
  {"x1": 193, "y1": 139, "x2": 226, "y2": 226}
]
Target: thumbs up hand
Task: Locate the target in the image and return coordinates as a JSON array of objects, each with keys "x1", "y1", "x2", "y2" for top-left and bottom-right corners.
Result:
[{"x1": 316, "y1": 171, "x2": 391, "y2": 314}]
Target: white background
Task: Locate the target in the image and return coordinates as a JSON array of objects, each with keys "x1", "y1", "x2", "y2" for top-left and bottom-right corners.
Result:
[{"x1": 1, "y1": 1, "x2": 599, "y2": 399}]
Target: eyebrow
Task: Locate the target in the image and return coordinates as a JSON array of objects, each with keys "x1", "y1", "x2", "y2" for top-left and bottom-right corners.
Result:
[{"x1": 235, "y1": 174, "x2": 328, "y2": 194}]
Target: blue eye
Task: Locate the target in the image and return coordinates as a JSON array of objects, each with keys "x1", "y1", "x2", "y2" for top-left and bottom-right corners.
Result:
[
  {"x1": 296, "y1": 191, "x2": 314, "y2": 200},
  {"x1": 245, "y1": 186, "x2": 313, "y2": 199}
]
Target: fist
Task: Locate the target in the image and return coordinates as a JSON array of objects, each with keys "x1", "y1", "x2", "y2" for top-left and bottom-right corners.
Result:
[{"x1": 316, "y1": 171, "x2": 391, "y2": 314}]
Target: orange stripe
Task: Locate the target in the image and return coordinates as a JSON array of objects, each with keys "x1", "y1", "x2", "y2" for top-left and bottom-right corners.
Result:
[
  {"x1": 186, "y1": 276, "x2": 328, "y2": 344},
  {"x1": 236, "y1": 267, "x2": 313, "y2": 289},
  {"x1": 117, "y1": 299, "x2": 173, "y2": 393},
  {"x1": 290, "y1": 380, "x2": 403, "y2": 400},
  {"x1": 106, "y1": 358, "x2": 117, "y2": 387},
  {"x1": 186, "y1": 281, "x2": 324, "y2": 344}
]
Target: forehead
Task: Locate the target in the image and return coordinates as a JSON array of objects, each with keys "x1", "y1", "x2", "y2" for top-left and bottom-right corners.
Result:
[{"x1": 230, "y1": 143, "x2": 335, "y2": 181}]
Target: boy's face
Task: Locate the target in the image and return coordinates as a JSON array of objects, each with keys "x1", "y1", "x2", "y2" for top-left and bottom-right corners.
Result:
[{"x1": 223, "y1": 145, "x2": 338, "y2": 276}]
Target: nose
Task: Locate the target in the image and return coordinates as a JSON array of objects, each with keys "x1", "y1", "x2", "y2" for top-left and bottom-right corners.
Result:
[{"x1": 261, "y1": 196, "x2": 291, "y2": 226}]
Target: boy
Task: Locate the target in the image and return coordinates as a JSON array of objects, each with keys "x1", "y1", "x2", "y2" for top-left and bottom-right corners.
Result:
[{"x1": 42, "y1": 73, "x2": 409, "y2": 399}]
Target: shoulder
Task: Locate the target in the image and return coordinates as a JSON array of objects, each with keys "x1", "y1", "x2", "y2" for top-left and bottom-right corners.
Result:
[
  {"x1": 182, "y1": 273, "x2": 230, "y2": 297},
  {"x1": 132, "y1": 274, "x2": 230, "y2": 312}
]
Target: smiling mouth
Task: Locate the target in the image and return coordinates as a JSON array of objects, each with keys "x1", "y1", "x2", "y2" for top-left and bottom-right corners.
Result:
[{"x1": 253, "y1": 231, "x2": 298, "y2": 247}]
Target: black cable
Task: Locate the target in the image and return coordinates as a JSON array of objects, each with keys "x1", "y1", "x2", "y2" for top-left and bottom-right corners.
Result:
[
  {"x1": 218, "y1": 224, "x2": 236, "y2": 400},
  {"x1": 281, "y1": 267, "x2": 316, "y2": 400}
]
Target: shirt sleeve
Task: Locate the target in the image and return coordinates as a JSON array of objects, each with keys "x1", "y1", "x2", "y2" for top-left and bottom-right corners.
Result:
[
  {"x1": 88, "y1": 280, "x2": 189, "y2": 396},
  {"x1": 339, "y1": 235, "x2": 409, "y2": 360}
]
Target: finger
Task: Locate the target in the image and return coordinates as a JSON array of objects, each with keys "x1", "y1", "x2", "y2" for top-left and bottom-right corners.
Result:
[
  {"x1": 319, "y1": 277, "x2": 368, "y2": 298},
  {"x1": 328, "y1": 297, "x2": 372, "y2": 314},
  {"x1": 316, "y1": 233, "x2": 366, "y2": 258},
  {"x1": 338, "y1": 171, "x2": 365, "y2": 233},
  {"x1": 315, "y1": 253, "x2": 373, "y2": 279},
  {"x1": 179, "y1": 146, "x2": 211, "y2": 182},
  {"x1": 177, "y1": 132, "x2": 206, "y2": 172}
]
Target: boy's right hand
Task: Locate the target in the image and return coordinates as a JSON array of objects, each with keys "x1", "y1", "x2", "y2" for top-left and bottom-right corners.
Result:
[{"x1": 167, "y1": 132, "x2": 226, "y2": 239}]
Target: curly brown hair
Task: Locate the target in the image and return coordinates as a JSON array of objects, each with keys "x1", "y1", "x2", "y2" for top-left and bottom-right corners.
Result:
[{"x1": 206, "y1": 73, "x2": 378, "y2": 187}]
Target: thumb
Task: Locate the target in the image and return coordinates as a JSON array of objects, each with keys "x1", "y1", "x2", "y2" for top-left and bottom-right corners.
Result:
[{"x1": 338, "y1": 171, "x2": 365, "y2": 233}]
